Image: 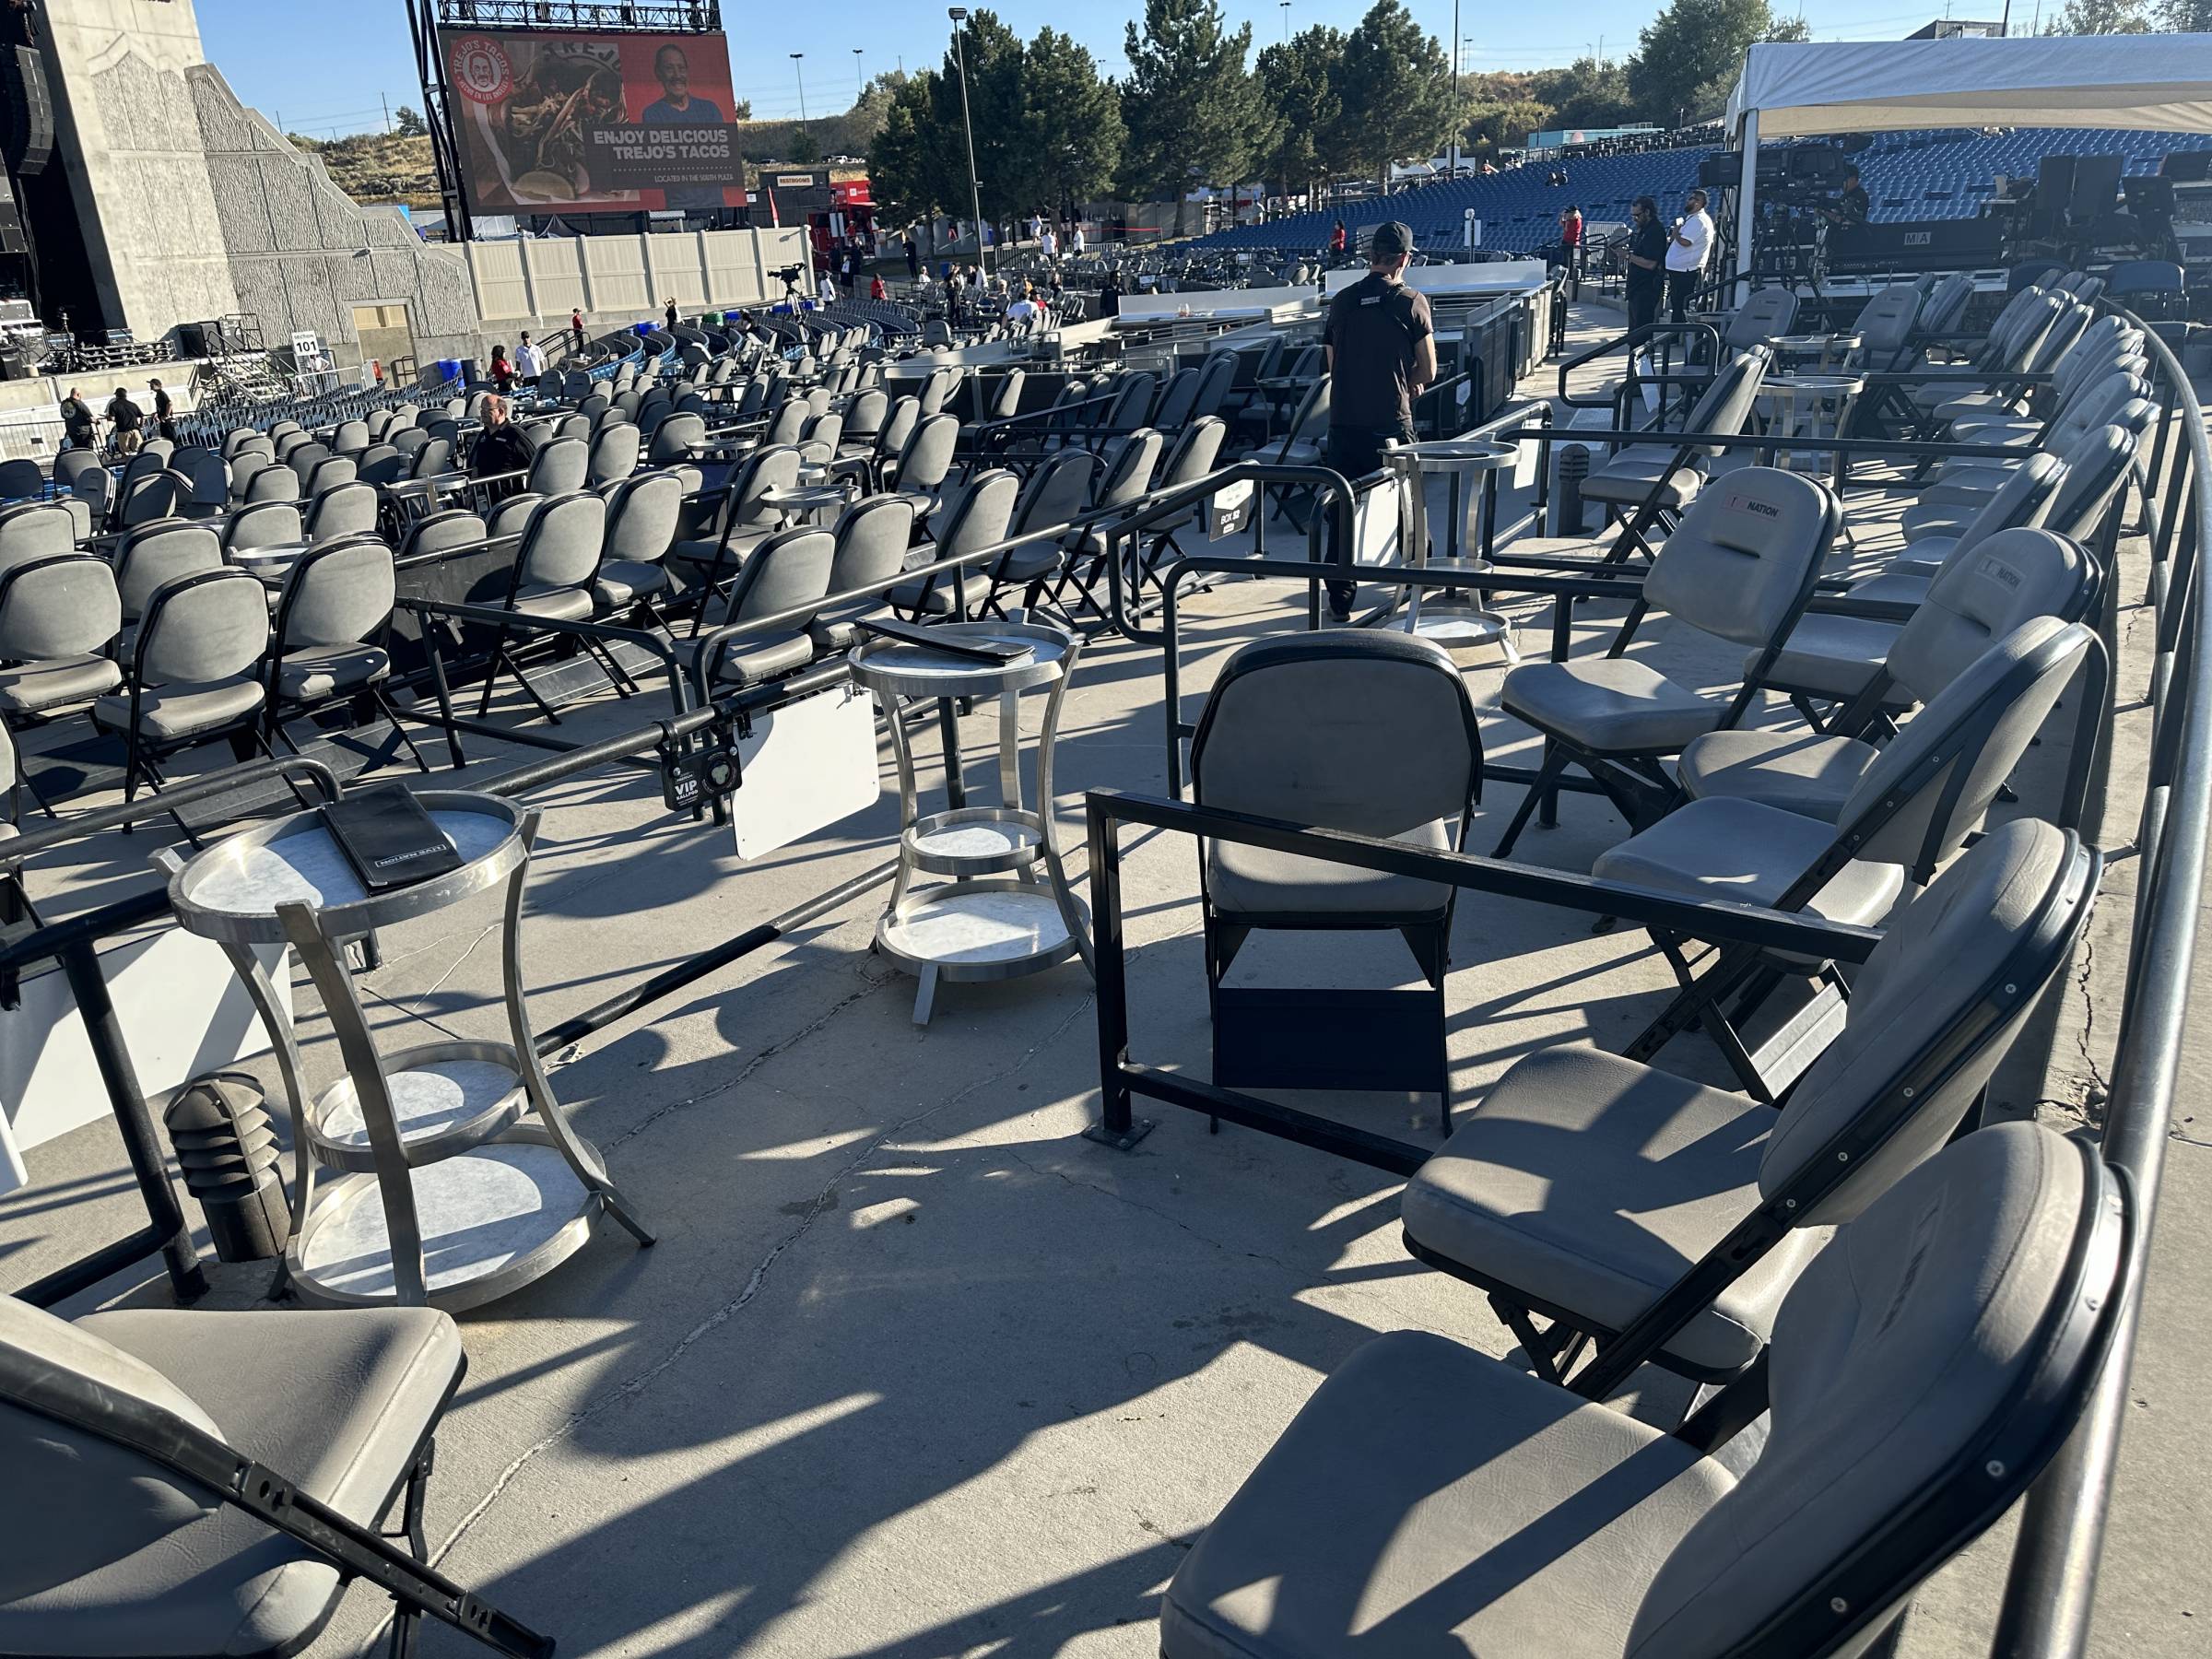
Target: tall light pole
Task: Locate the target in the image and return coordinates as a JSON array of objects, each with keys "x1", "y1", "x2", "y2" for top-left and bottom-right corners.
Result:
[
  {"x1": 853, "y1": 47, "x2": 865, "y2": 100},
  {"x1": 1448, "y1": 0, "x2": 1461, "y2": 179},
  {"x1": 790, "y1": 52, "x2": 808, "y2": 126},
  {"x1": 948, "y1": 7, "x2": 989, "y2": 276},
  {"x1": 1279, "y1": 1, "x2": 1291, "y2": 41}
]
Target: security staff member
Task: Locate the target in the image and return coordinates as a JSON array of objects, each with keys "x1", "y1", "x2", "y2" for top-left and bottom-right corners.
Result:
[
  {"x1": 1837, "y1": 163, "x2": 1870, "y2": 228},
  {"x1": 1623, "y1": 194, "x2": 1667, "y2": 338},
  {"x1": 1323, "y1": 219, "x2": 1434, "y2": 621}
]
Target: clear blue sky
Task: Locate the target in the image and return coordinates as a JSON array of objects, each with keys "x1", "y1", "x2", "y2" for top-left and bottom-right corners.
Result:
[{"x1": 194, "y1": 0, "x2": 2013, "y2": 138}]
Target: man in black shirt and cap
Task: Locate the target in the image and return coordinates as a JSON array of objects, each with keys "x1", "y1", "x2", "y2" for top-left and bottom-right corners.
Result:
[
  {"x1": 1322, "y1": 218, "x2": 1434, "y2": 621},
  {"x1": 104, "y1": 386, "x2": 144, "y2": 457}
]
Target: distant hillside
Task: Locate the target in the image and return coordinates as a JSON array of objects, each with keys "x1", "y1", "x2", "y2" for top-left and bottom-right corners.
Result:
[{"x1": 289, "y1": 130, "x2": 442, "y2": 214}]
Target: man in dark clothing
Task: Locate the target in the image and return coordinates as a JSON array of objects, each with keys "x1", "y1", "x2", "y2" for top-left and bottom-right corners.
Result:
[
  {"x1": 468, "y1": 394, "x2": 534, "y2": 499},
  {"x1": 1622, "y1": 194, "x2": 1667, "y2": 339},
  {"x1": 105, "y1": 386, "x2": 144, "y2": 457},
  {"x1": 1836, "y1": 163, "x2": 1870, "y2": 228},
  {"x1": 149, "y1": 378, "x2": 176, "y2": 444},
  {"x1": 571, "y1": 308, "x2": 586, "y2": 355},
  {"x1": 904, "y1": 234, "x2": 920, "y2": 281},
  {"x1": 59, "y1": 387, "x2": 94, "y2": 450},
  {"x1": 1322, "y1": 219, "x2": 1434, "y2": 622},
  {"x1": 665, "y1": 299, "x2": 679, "y2": 331}
]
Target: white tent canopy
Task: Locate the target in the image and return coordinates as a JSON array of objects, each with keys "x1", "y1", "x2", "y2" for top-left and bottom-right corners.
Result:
[
  {"x1": 1725, "y1": 35, "x2": 2212, "y2": 138},
  {"x1": 1724, "y1": 34, "x2": 2212, "y2": 274}
]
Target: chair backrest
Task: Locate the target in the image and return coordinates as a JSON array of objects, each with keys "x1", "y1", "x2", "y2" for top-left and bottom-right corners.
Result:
[
  {"x1": 602, "y1": 471, "x2": 683, "y2": 566},
  {"x1": 1630, "y1": 1112, "x2": 2122, "y2": 1659},
  {"x1": 285, "y1": 442, "x2": 332, "y2": 484},
  {"x1": 0, "y1": 504, "x2": 77, "y2": 573},
  {"x1": 1673, "y1": 347, "x2": 1770, "y2": 456},
  {"x1": 407, "y1": 436, "x2": 453, "y2": 481},
  {"x1": 1096, "y1": 429, "x2": 1167, "y2": 512},
  {"x1": 244, "y1": 463, "x2": 301, "y2": 504},
  {"x1": 1191, "y1": 352, "x2": 1240, "y2": 422},
  {"x1": 725, "y1": 446, "x2": 801, "y2": 535},
  {"x1": 1934, "y1": 450, "x2": 2067, "y2": 560},
  {"x1": 515, "y1": 492, "x2": 606, "y2": 593},
  {"x1": 553, "y1": 414, "x2": 592, "y2": 443},
  {"x1": 2049, "y1": 374, "x2": 2149, "y2": 452},
  {"x1": 1105, "y1": 372, "x2": 1158, "y2": 431},
  {"x1": 1643, "y1": 465, "x2": 1836, "y2": 649},
  {"x1": 763, "y1": 401, "x2": 809, "y2": 448},
  {"x1": 2045, "y1": 425, "x2": 2139, "y2": 544},
  {"x1": 1916, "y1": 270, "x2": 1974, "y2": 335},
  {"x1": 390, "y1": 426, "x2": 429, "y2": 459},
  {"x1": 276, "y1": 535, "x2": 395, "y2": 648},
  {"x1": 578, "y1": 393, "x2": 611, "y2": 421},
  {"x1": 825, "y1": 495, "x2": 919, "y2": 596},
  {"x1": 302, "y1": 481, "x2": 380, "y2": 542},
  {"x1": 716, "y1": 525, "x2": 836, "y2": 628},
  {"x1": 119, "y1": 449, "x2": 166, "y2": 492},
  {"x1": 986, "y1": 369, "x2": 1027, "y2": 420},
  {"x1": 844, "y1": 387, "x2": 890, "y2": 442},
  {"x1": 1010, "y1": 451, "x2": 1098, "y2": 540},
  {"x1": 398, "y1": 508, "x2": 487, "y2": 560},
  {"x1": 895, "y1": 413, "x2": 960, "y2": 496},
  {"x1": 1888, "y1": 527, "x2": 2094, "y2": 707},
  {"x1": 171, "y1": 449, "x2": 228, "y2": 509},
  {"x1": 804, "y1": 412, "x2": 844, "y2": 455},
  {"x1": 2025, "y1": 301, "x2": 2093, "y2": 374},
  {"x1": 331, "y1": 419, "x2": 371, "y2": 455},
  {"x1": 487, "y1": 491, "x2": 546, "y2": 545},
  {"x1": 1271, "y1": 382, "x2": 1331, "y2": 458},
  {"x1": 918, "y1": 367, "x2": 959, "y2": 416},
  {"x1": 1159, "y1": 417, "x2": 1228, "y2": 492},
  {"x1": 54, "y1": 451, "x2": 104, "y2": 492},
  {"x1": 1724, "y1": 286, "x2": 1798, "y2": 352},
  {"x1": 114, "y1": 521, "x2": 223, "y2": 620},
  {"x1": 133, "y1": 568, "x2": 269, "y2": 688},
  {"x1": 647, "y1": 413, "x2": 705, "y2": 465},
  {"x1": 1843, "y1": 618, "x2": 2094, "y2": 882},
  {"x1": 1149, "y1": 367, "x2": 1203, "y2": 431},
  {"x1": 1853, "y1": 283, "x2": 1924, "y2": 371},
  {"x1": 222, "y1": 500, "x2": 305, "y2": 553},
  {"x1": 932, "y1": 469, "x2": 1020, "y2": 560},
  {"x1": 587, "y1": 422, "x2": 641, "y2": 488},
  {"x1": 116, "y1": 471, "x2": 183, "y2": 528},
  {"x1": 1191, "y1": 629, "x2": 1483, "y2": 851},
  {"x1": 876, "y1": 396, "x2": 921, "y2": 462},
  {"x1": 525, "y1": 437, "x2": 588, "y2": 496},
  {"x1": 0, "y1": 555, "x2": 121, "y2": 661}
]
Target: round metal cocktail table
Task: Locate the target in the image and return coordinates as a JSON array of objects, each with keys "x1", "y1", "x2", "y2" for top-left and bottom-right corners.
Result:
[
  {"x1": 162, "y1": 792, "x2": 653, "y2": 1310},
  {"x1": 847, "y1": 619, "x2": 1091, "y2": 1025},
  {"x1": 1387, "y1": 440, "x2": 1521, "y2": 665}
]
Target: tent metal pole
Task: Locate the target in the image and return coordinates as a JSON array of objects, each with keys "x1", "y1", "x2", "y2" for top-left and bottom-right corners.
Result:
[{"x1": 1735, "y1": 106, "x2": 1759, "y2": 284}]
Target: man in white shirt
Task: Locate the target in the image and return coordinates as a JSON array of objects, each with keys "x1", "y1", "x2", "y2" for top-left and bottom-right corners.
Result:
[
  {"x1": 1665, "y1": 187, "x2": 1713, "y2": 323},
  {"x1": 1005, "y1": 288, "x2": 1041, "y2": 330},
  {"x1": 513, "y1": 332, "x2": 546, "y2": 389},
  {"x1": 818, "y1": 268, "x2": 839, "y2": 306}
]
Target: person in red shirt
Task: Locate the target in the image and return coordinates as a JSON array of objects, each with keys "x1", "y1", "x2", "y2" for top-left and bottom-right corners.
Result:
[
  {"x1": 1329, "y1": 219, "x2": 1347, "y2": 262},
  {"x1": 1559, "y1": 206, "x2": 1583, "y2": 277},
  {"x1": 869, "y1": 274, "x2": 887, "y2": 300}
]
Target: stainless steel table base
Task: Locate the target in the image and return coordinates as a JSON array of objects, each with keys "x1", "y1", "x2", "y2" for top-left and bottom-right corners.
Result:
[
  {"x1": 165, "y1": 794, "x2": 652, "y2": 1311},
  {"x1": 849, "y1": 619, "x2": 1093, "y2": 1026}
]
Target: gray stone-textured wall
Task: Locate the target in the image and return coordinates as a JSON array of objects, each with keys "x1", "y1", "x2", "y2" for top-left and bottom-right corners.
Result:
[{"x1": 188, "y1": 65, "x2": 481, "y2": 369}]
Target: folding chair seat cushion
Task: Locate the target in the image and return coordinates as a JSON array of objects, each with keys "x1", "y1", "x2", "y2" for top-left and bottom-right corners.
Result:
[
  {"x1": 0, "y1": 654, "x2": 123, "y2": 715},
  {"x1": 594, "y1": 559, "x2": 673, "y2": 607},
  {"x1": 93, "y1": 677, "x2": 265, "y2": 743},
  {"x1": 888, "y1": 567, "x2": 993, "y2": 616},
  {"x1": 1677, "y1": 728, "x2": 1874, "y2": 821},
  {"x1": 510, "y1": 582, "x2": 594, "y2": 623},
  {"x1": 1404, "y1": 1046, "x2": 1830, "y2": 1374},
  {"x1": 1747, "y1": 613, "x2": 1902, "y2": 700},
  {"x1": 992, "y1": 542, "x2": 1064, "y2": 585},
  {"x1": 0, "y1": 1300, "x2": 461, "y2": 1659},
  {"x1": 700, "y1": 631, "x2": 815, "y2": 686},
  {"x1": 1500, "y1": 657, "x2": 1725, "y2": 754},
  {"x1": 276, "y1": 641, "x2": 391, "y2": 701},
  {"x1": 1580, "y1": 452, "x2": 1703, "y2": 511},
  {"x1": 1159, "y1": 1328, "x2": 1733, "y2": 1659},
  {"x1": 1593, "y1": 794, "x2": 1904, "y2": 928},
  {"x1": 1208, "y1": 813, "x2": 1455, "y2": 922},
  {"x1": 668, "y1": 525, "x2": 773, "y2": 569}
]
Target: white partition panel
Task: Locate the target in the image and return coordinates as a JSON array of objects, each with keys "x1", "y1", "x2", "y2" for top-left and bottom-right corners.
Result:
[
  {"x1": 584, "y1": 236, "x2": 653, "y2": 316},
  {"x1": 468, "y1": 240, "x2": 532, "y2": 324},
  {"x1": 523, "y1": 240, "x2": 587, "y2": 318},
  {"x1": 645, "y1": 234, "x2": 708, "y2": 313}
]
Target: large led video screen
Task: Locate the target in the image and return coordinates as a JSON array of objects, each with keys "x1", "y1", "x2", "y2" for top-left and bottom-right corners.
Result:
[{"x1": 442, "y1": 29, "x2": 743, "y2": 215}]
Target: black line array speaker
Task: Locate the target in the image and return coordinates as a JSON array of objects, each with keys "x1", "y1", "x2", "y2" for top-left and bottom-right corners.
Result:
[
  {"x1": 2035, "y1": 156, "x2": 2076, "y2": 236},
  {"x1": 0, "y1": 195, "x2": 23, "y2": 256},
  {"x1": 2070, "y1": 154, "x2": 2124, "y2": 220},
  {"x1": 0, "y1": 46, "x2": 53, "y2": 177}
]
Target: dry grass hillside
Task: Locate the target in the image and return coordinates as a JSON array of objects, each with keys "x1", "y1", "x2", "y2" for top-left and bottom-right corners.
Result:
[{"x1": 291, "y1": 130, "x2": 443, "y2": 214}]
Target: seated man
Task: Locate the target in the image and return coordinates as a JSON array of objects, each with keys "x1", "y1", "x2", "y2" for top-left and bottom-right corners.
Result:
[{"x1": 468, "y1": 394, "x2": 533, "y2": 500}]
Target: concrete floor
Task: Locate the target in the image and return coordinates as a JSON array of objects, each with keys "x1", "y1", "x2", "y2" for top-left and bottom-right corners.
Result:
[{"x1": 1, "y1": 308, "x2": 2201, "y2": 1657}]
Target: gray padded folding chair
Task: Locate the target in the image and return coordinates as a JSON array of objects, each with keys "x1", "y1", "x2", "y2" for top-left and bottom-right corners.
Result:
[
  {"x1": 886, "y1": 411, "x2": 960, "y2": 522},
  {"x1": 1491, "y1": 465, "x2": 1839, "y2": 855},
  {"x1": 593, "y1": 470, "x2": 684, "y2": 617},
  {"x1": 0, "y1": 554, "x2": 124, "y2": 816},
  {"x1": 0, "y1": 503, "x2": 77, "y2": 574},
  {"x1": 586, "y1": 421, "x2": 641, "y2": 488},
  {"x1": 477, "y1": 492, "x2": 621, "y2": 722},
  {"x1": 245, "y1": 464, "x2": 302, "y2": 505},
  {"x1": 301, "y1": 479, "x2": 380, "y2": 543},
  {"x1": 1583, "y1": 347, "x2": 1771, "y2": 566},
  {"x1": 1189, "y1": 630, "x2": 1484, "y2": 1120},
  {"x1": 1600, "y1": 617, "x2": 2097, "y2": 1097},
  {"x1": 0, "y1": 1292, "x2": 552, "y2": 1658},
  {"x1": 806, "y1": 495, "x2": 921, "y2": 654},
  {"x1": 645, "y1": 411, "x2": 705, "y2": 468},
  {"x1": 265, "y1": 535, "x2": 422, "y2": 770},
  {"x1": 1166, "y1": 1114, "x2": 2123, "y2": 1659},
  {"x1": 1680, "y1": 526, "x2": 2097, "y2": 818},
  {"x1": 523, "y1": 437, "x2": 588, "y2": 497},
  {"x1": 113, "y1": 520, "x2": 225, "y2": 639},
  {"x1": 1405, "y1": 815, "x2": 2093, "y2": 1386},
  {"x1": 222, "y1": 500, "x2": 306, "y2": 555},
  {"x1": 116, "y1": 470, "x2": 184, "y2": 529},
  {"x1": 1052, "y1": 428, "x2": 1166, "y2": 626},
  {"x1": 92, "y1": 567, "x2": 272, "y2": 809},
  {"x1": 667, "y1": 445, "x2": 802, "y2": 626},
  {"x1": 888, "y1": 470, "x2": 1021, "y2": 618},
  {"x1": 981, "y1": 451, "x2": 1098, "y2": 621},
  {"x1": 694, "y1": 526, "x2": 837, "y2": 688}
]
